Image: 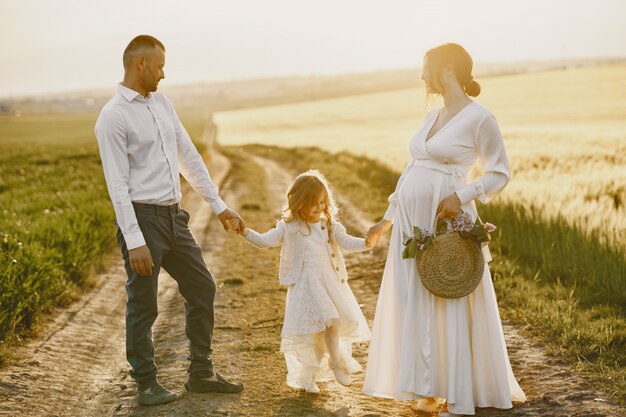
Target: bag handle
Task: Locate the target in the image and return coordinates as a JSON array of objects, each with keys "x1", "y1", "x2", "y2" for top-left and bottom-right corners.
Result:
[
  {"x1": 434, "y1": 208, "x2": 465, "y2": 237},
  {"x1": 434, "y1": 209, "x2": 483, "y2": 237}
]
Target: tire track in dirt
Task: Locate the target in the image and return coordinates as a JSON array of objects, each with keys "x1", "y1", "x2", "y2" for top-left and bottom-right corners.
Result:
[
  {"x1": 78, "y1": 150, "x2": 234, "y2": 417},
  {"x1": 245, "y1": 154, "x2": 416, "y2": 417}
]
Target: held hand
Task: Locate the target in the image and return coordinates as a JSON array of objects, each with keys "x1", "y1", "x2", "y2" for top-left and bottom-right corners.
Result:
[
  {"x1": 217, "y1": 208, "x2": 246, "y2": 235},
  {"x1": 436, "y1": 193, "x2": 462, "y2": 220},
  {"x1": 227, "y1": 218, "x2": 244, "y2": 234},
  {"x1": 129, "y1": 245, "x2": 154, "y2": 277},
  {"x1": 365, "y1": 219, "x2": 392, "y2": 248}
]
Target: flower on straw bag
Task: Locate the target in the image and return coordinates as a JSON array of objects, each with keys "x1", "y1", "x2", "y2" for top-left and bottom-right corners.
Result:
[{"x1": 401, "y1": 212, "x2": 496, "y2": 299}]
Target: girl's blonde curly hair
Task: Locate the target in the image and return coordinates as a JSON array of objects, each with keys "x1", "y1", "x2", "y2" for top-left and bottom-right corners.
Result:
[{"x1": 283, "y1": 170, "x2": 338, "y2": 245}]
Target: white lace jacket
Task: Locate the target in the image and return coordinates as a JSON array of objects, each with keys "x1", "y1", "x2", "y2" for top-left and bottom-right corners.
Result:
[{"x1": 243, "y1": 219, "x2": 368, "y2": 286}]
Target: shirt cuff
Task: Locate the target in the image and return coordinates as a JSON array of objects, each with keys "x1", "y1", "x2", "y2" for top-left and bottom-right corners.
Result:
[
  {"x1": 124, "y1": 231, "x2": 146, "y2": 251},
  {"x1": 208, "y1": 197, "x2": 228, "y2": 215}
]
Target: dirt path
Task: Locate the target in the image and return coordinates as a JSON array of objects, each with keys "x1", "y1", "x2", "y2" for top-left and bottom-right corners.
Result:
[{"x1": 1, "y1": 145, "x2": 625, "y2": 417}]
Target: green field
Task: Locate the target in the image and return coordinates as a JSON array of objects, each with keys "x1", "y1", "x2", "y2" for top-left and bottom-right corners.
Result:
[
  {"x1": 0, "y1": 111, "x2": 206, "y2": 364},
  {"x1": 0, "y1": 114, "x2": 112, "y2": 354}
]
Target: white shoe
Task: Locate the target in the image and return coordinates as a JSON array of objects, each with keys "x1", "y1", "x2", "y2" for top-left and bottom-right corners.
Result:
[
  {"x1": 329, "y1": 359, "x2": 352, "y2": 386},
  {"x1": 415, "y1": 397, "x2": 445, "y2": 412},
  {"x1": 439, "y1": 412, "x2": 463, "y2": 417},
  {"x1": 305, "y1": 382, "x2": 320, "y2": 394}
]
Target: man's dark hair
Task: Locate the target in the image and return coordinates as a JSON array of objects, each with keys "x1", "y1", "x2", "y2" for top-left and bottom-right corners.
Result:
[{"x1": 123, "y1": 35, "x2": 166, "y2": 68}]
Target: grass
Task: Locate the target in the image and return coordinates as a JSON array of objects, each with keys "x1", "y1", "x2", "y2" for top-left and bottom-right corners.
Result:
[
  {"x1": 0, "y1": 110, "x2": 208, "y2": 365},
  {"x1": 240, "y1": 143, "x2": 626, "y2": 404},
  {"x1": 0, "y1": 114, "x2": 114, "y2": 359}
]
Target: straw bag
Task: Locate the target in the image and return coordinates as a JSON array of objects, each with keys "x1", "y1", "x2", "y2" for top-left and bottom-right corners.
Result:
[
  {"x1": 403, "y1": 213, "x2": 492, "y2": 299},
  {"x1": 415, "y1": 231, "x2": 484, "y2": 299}
]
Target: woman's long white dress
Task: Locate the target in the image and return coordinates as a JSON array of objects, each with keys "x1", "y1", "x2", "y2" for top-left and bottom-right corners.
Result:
[{"x1": 362, "y1": 102, "x2": 527, "y2": 415}]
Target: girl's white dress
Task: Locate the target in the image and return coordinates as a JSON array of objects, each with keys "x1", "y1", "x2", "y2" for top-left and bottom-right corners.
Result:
[
  {"x1": 244, "y1": 220, "x2": 371, "y2": 389},
  {"x1": 363, "y1": 102, "x2": 527, "y2": 415}
]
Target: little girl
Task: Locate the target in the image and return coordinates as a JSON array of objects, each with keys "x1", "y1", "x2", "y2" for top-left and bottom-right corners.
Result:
[{"x1": 229, "y1": 170, "x2": 374, "y2": 393}]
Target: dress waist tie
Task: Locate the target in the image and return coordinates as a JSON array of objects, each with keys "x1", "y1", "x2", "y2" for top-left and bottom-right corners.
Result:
[{"x1": 409, "y1": 158, "x2": 469, "y2": 178}]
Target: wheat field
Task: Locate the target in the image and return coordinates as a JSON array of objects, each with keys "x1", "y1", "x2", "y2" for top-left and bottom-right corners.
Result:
[{"x1": 215, "y1": 64, "x2": 626, "y2": 246}]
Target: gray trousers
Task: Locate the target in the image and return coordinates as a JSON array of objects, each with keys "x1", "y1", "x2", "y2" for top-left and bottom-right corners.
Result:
[{"x1": 115, "y1": 202, "x2": 216, "y2": 385}]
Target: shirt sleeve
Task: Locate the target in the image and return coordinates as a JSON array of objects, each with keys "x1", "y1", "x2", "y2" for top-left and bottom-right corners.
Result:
[
  {"x1": 95, "y1": 108, "x2": 146, "y2": 250},
  {"x1": 333, "y1": 222, "x2": 368, "y2": 252},
  {"x1": 167, "y1": 98, "x2": 228, "y2": 215},
  {"x1": 455, "y1": 114, "x2": 510, "y2": 205},
  {"x1": 383, "y1": 160, "x2": 413, "y2": 223},
  {"x1": 243, "y1": 221, "x2": 285, "y2": 248}
]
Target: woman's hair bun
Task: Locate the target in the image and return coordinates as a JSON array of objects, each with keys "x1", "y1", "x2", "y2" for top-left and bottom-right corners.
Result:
[{"x1": 465, "y1": 80, "x2": 481, "y2": 97}]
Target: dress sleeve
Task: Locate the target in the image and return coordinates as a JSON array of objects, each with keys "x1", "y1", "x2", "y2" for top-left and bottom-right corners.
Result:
[
  {"x1": 382, "y1": 160, "x2": 413, "y2": 222},
  {"x1": 333, "y1": 222, "x2": 368, "y2": 252},
  {"x1": 243, "y1": 220, "x2": 285, "y2": 249},
  {"x1": 455, "y1": 114, "x2": 510, "y2": 205}
]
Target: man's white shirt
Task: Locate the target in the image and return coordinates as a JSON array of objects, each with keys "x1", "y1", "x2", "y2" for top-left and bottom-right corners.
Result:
[{"x1": 95, "y1": 83, "x2": 227, "y2": 250}]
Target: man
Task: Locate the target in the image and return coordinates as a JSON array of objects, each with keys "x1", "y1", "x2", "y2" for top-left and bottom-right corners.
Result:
[{"x1": 95, "y1": 35, "x2": 245, "y2": 406}]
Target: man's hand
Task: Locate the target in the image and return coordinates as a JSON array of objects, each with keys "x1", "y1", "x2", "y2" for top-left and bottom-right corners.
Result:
[
  {"x1": 217, "y1": 208, "x2": 246, "y2": 234},
  {"x1": 129, "y1": 245, "x2": 154, "y2": 277},
  {"x1": 227, "y1": 218, "x2": 246, "y2": 235}
]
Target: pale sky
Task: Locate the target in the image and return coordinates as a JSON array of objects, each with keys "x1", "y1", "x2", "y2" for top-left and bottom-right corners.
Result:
[{"x1": 1, "y1": 0, "x2": 625, "y2": 98}]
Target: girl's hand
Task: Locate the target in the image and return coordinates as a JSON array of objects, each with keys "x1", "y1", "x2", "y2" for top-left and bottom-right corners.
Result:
[
  {"x1": 436, "y1": 193, "x2": 462, "y2": 220},
  {"x1": 365, "y1": 219, "x2": 392, "y2": 247}
]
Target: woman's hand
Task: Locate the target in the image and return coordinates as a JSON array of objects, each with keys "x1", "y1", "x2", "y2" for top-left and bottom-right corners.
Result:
[
  {"x1": 365, "y1": 219, "x2": 392, "y2": 248},
  {"x1": 436, "y1": 193, "x2": 462, "y2": 220}
]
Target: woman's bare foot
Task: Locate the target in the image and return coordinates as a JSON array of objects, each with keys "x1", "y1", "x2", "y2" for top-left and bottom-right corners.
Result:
[{"x1": 415, "y1": 397, "x2": 445, "y2": 412}]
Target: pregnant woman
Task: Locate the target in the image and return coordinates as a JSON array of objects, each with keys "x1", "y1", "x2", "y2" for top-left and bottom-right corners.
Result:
[{"x1": 362, "y1": 43, "x2": 526, "y2": 416}]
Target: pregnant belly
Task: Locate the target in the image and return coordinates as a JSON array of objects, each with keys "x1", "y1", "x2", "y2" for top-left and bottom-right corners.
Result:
[
  {"x1": 397, "y1": 167, "x2": 462, "y2": 225},
  {"x1": 398, "y1": 167, "x2": 446, "y2": 201}
]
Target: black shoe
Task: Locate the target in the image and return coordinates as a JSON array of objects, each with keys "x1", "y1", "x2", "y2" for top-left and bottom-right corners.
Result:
[
  {"x1": 137, "y1": 381, "x2": 178, "y2": 406},
  {"x1": 185, "y1": 373, "x2": 244, "y2": 393}
]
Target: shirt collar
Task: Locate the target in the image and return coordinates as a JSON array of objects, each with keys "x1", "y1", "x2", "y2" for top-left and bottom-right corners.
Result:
[{"x1": 117, "y1": 83, "x2": 148, "y2": 102}]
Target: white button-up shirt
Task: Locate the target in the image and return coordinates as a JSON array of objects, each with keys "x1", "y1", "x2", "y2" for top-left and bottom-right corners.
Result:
[{"x1": 95, "y1": 84, "x2": 227, "y2": 250}]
